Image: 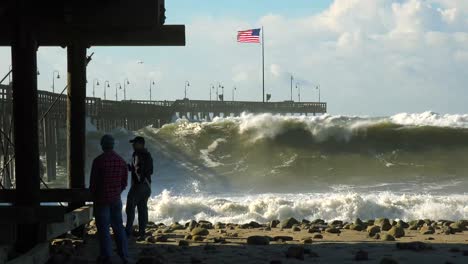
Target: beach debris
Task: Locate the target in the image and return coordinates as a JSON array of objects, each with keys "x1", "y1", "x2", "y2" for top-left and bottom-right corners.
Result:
[
  {"x1": 286, "y1": 246, "x2": 305, "y2": 260},
  {"x1": 247, "y1": 236, "x2": 270, "y2": 245},
  {"x1": 354, "y1": 250, "x2": 369, "y2": 261}
]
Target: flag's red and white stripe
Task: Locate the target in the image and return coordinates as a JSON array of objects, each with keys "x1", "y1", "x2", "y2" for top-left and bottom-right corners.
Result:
[{"x1": 237, "y1": 29, "x2": 260, "y2": 43}]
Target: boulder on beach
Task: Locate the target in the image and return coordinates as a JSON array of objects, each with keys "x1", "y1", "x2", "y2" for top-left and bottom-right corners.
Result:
[
  {"x1": 388, "y1": 226, "x2": 405, "y2": 238},
  {"x1": 178, "y1": 240, "x2": 189, "y2": 247},
  {"x1": 197, "y1": 221, "x2": 213, "y2": 229},
  {"x1": 330, "y1": 220, "x2": 343, "y2": 226},
  {"x1": 286, "y1": 246, "x2": 304, "y2": 260},
  {"x1": 350, "y1": 224, "x2": 364, "y2": 231},
  {"x1": 395, "y1": 220, "x2": 409, "y2": 229},
  {"x1": 312, "y1": 233, "x2": 323, "y2": 239},
  {"x1": 381, "y1": 234, "x2": 395, "y2": 241},
  {"x1": 269, "y1": 220, "x2": 280, "y2": 228},
  {"x1": 302, "y1": 237, "x2": 313, "y2": 244},
  {"x1": 308, "y1": 226, "x2": 321, "y2": 233},
  {"x1": 420, "y1": 225, "x2": 435, "y2": 235},
  {"x1": 187, "y1": 220, "x2": 197, "y2": 231},
  {"x1": 170, "y1": 223, "x2": 185, "y2": 231},
  {"x1": 375, "y1": 218, "x2": 392, "y2": 231},
  {"x1": 367, "y1": 225, "x2": 381, "y2": 236},
  {"x1": 214, "y1": 222, "x2": 226, "y2": 229},
  {"x1": 325, "y1": 227, "x2": 341, "y2": 234},
  {"x1": 247, "y1": 236, "x2": 270, "y2": 245},
  {"x1": 191, "y1": 227, "x2": 209, "y2": 236},
  {"x1": 449, "y1": 222, "x2": 463, "y2": 233},
  {"x1": 292, "y1": 225, "x2": 301, "y2": 232},
  {"x1": 280, "y1": 218, "x2": 300, "y2": 229},
  {"x1": 354, "y1": 218, "x2": 364, "y2": 226},
  {"x1": 191, "y1": 235, "x2": 205, "y2": 242}
]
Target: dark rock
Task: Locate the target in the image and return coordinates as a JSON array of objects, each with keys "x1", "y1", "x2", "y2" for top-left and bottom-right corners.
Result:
[
  {"x1": 187, "y1": 220, "x2": 197, "y2": 231},
  {"x1": 264, "y1": 226, "x2": 272, "y2": 231},
  {"x1": 381, "y1": 234, "x2": 395, "y2": 241},
  {"x1": 312, "y1": 233, "x2": 323, "y2": 239},
  {"x1": 280, "y1": 217, "x2": 300, "y2": 229},
  {"x1": 367, "y1": 225, "x2": 381, "y2": 236},
  {"x1": 214, "y1": 222, "x2": 225, "y2": 229},
  {"x1": 247, "y1": 236, "x2": 270, "y2": 245},
  {"x1": 330, "y1": 220, "x2": 343, "y2": 226},
  {"x1": 191, "y1": 227, "x2": 209, "y2": 236},
  {"x1": 170, "y1": 223, "x2": 185, "y2": 231},
  {"x1": 301, "y1": 219, "x2": 311, "y2": 225},
  {"x1": 155, "y1": 235, "x2": 168, "y2": 243},
  {"x1": 145, "y1": 236, "x2": 157, "y2": 243},
  {"x1": 273, "y1": 236, "x2": 294, "y2": 242},
  {"x1": 388, "y1": 226, "x2": 405, "y2": 238},
  {"x1": 213, "y1": 237, "x2": 226, "y2": 243},
  {"x1": 354, "y1": 250, "x2": 368, "y2": 261},
  {"x1": 375, "y1": 218, "x2": 392, "y2": 231},
  {"x1": 354, "y1": 218, "x2": 364, "y2": 226},
  {"x1": 408, "y1": 224, "x2": 418, "y2": 230},
  {"x1": 292, "y1": 225, "x2": 301, "y2": 232},
  {"x1": 302, "y1": 237, "x2": 313, "y2": 244},
  {"x1": 374, "y1": 233, "x2": 381, "y2": 240},
  {"x1": 409, "y1": 220, "x2": 425, "y2": 228},
  {"x1": 308, "y1": 226, "x2": 321, "y2": 233},
  {"x1": 420, "y1": 225, "x2": 435, "y2": 235},
  {"x1": 325, "y1": 227, "x2": 341, "y2": 234},
  {"x1": 248, "y1": 221, "x2": 262, "y2": 228},
  {"x1": 396, "y1": 242, "x2": 432, "y2": 251},
  {"x1": 395, "y1": 220, "x2": 409, "y2": 229},
  {"x1": 191, "y1": 235, "x2": 205, "y2": 242},
  {"x1": 380, "y1": 257, "x2": 399, "y2": 264},
  {"x1": 178, "y1": 240, "x2": 189, "y2": 247},
  {"x1": 184, "y1": 234, "x2": 193, "y2": 240},
  {"x1": 449, "y1": 222, "x2": 463, "y2": 233},
  {"x1": 312, "y1": 219, "x2": 325, "y2": 225},
  {"x1": 350, "y1": 224, "x2": 364, "y2": 231},
  {"x1": 286, "y1": 246, "x2": 304, "y2": 260},
  {"x1": 426, "y1": 237, "x2": 435, "y2": 241},
  {"x1": 269, "y1": 220, "x2": 280, "y2": 228}
]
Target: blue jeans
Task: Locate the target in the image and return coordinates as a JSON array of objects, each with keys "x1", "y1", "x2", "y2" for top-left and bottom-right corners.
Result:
[{"x1": 94, "y1": 199, "x2": 129, "y2": 260}]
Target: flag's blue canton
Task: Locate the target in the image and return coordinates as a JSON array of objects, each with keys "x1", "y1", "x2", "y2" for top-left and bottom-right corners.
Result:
[{"x1": 251, "y1": 29, "x2": 261, "y2": 36}]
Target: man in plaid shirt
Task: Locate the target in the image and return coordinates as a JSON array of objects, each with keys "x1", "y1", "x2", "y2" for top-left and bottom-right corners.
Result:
[{"x1": 90, "y1": 135, "x2": 130, "y2": 264}]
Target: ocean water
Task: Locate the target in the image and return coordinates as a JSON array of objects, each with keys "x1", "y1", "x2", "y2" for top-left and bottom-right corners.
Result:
[{"x1": 86, "y1": 111, "x2": 468, "y2": 224}]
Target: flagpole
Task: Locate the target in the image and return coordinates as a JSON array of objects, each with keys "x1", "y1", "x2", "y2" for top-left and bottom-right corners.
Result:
[{"x1": 262, "y1": 26, "x2": 265, "y2": 103}]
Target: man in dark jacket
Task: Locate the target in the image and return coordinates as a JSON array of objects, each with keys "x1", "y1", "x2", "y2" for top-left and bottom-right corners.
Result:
[
  {"x1": 125, "y1": 136, "x2": 153, "y2": 239},
  {"x1": 90, "y1": 135, "x2": 129, "y2": 263}
]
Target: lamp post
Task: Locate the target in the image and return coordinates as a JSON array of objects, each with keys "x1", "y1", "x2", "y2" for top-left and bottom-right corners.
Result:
[
  {"x1": 232, "y1": 87, "x2": 237, "y2": 101},
  {"x1": 149, "y1": 80, "x2": 155, "y2": 101},
  {"x1": 296, "y1": 83, "x2": 301, "y2": 102},
  {"x1": 184, "y1": 81, "x2": 190, "y2": 99},
  {"x1": 52, "y1": 70, "x2": 60, "y2": 93},
  {"x1": 316, "y1": 85, "x2": 321, "y2": 103},
  {"x1": 210, "y1": 84, "x2": 215, "y2": 102},
  {"x1": 123, "y1": 78, "x2": 130, "y2": 100},
  {"x1": 104, "y1": 80, "x2": 110, "y2": 100},
  {"x1": 217, "y1": 83, "x2": 224, "y2": 101},
  {"x1": 291, "y1": 75, "x2": 294, "y2": 102},
  {"x1": 115, "y1": 83, "x2": 121, "y2": 101},
  {"x1": 93, "y1": 79, "x2": 100, "y2": 98}
]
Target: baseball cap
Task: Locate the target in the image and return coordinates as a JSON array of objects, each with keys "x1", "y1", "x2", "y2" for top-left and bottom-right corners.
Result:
[{"x1": 129, "y1": 136, "x2": 145, "y2": 144}]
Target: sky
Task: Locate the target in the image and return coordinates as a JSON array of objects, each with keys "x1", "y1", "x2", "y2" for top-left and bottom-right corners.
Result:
[{"x1": 0, "y1": 0, "x2": 467, "y2": 116}]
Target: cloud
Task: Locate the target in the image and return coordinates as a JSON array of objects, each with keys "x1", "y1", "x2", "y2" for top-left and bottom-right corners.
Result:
[{"x1": 0, "y1": 0, "x2": 467, "y2": 115}]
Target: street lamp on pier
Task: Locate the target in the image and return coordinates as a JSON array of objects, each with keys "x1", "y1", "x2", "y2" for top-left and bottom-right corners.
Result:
[
  {"x1": 149, "y1": 80, "x2": 155, "y2": 101},
  {"x1": 316, "y1": 85, "x2": 321, "y2": 103},
  {"x1": 210, "y1": 84, "x2": 215, "y2": 102},
  {"x1": 52, "y1": 70, "x2": 60, "y2": 93},
  {"x1": 296, "y1": 83, "x2": 301, "y2": 102},
  {"x1": 184, "y1": 81, "x2": 190, "y2": 99},
  {"x1": 104, "y1": 80, "x2": 110, "y2": 100},
  {"x1": 232, "y1": 87, "x2": 237, "y2": 101},
  {"x1": 124, "y1": 79, "x2": 130, "y2": 100},
  {"x1": 93, "y1": 79, "x2": 100, "y2": 98},
  {"x1": 115, "y1": 83, "x2": 121, "y2": 101}
]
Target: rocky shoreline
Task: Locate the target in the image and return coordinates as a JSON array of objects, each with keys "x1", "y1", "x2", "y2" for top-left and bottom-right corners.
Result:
[{"x1": 47, "y1": 217, "x2": 468, "y2": 264}]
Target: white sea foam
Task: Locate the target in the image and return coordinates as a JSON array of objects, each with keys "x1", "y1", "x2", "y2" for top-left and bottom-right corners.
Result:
[
  {"x1": 390, "y1": 111, "x2": 468, "y2": 128},
  {"x1": 145, "y1": 190, "x2": 468, "y2": 225}
]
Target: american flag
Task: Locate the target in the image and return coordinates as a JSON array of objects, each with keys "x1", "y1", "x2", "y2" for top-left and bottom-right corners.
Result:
[{"x1": 237, "y1": 28, "x2": 261, "y2": 43}]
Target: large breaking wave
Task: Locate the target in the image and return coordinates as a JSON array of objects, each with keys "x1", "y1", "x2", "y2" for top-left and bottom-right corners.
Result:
[{"x1": 137, "y1": 111, "x2": 468, "y2": 193}]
